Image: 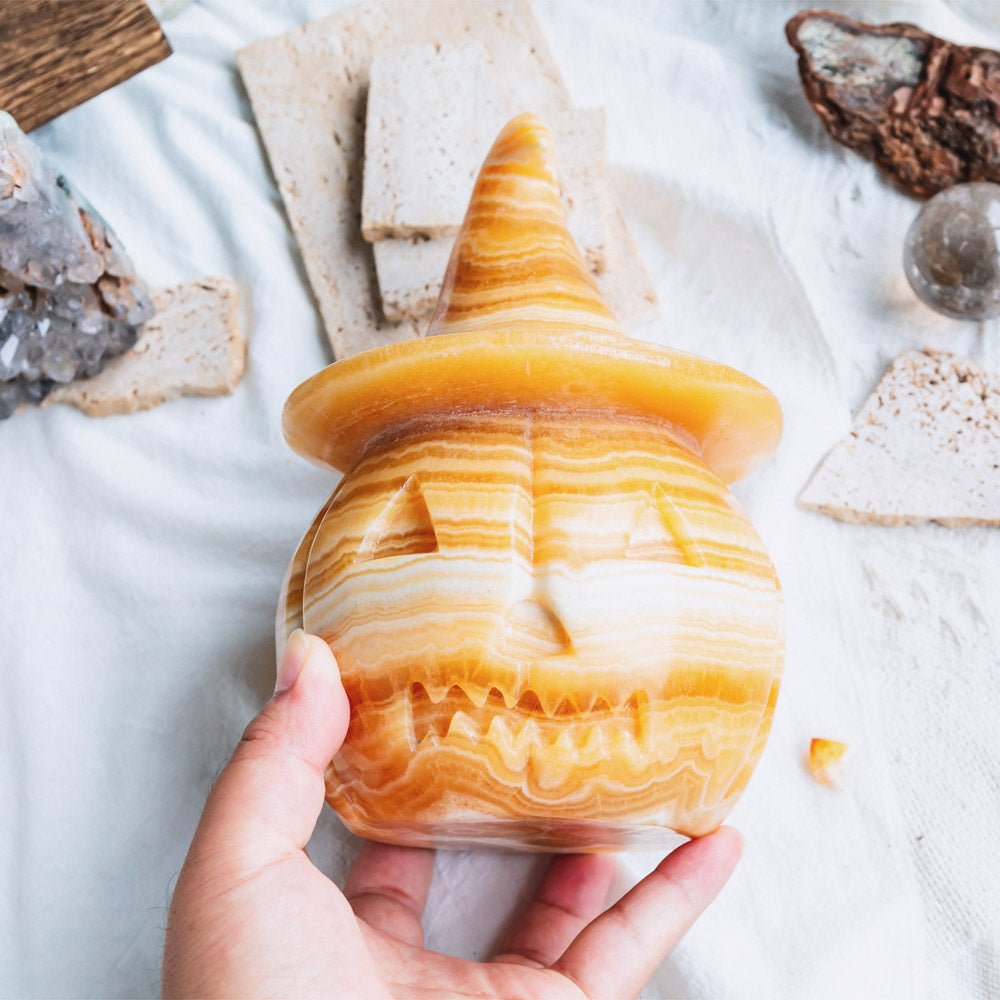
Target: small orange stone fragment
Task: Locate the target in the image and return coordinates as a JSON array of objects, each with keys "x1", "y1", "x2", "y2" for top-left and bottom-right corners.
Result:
[{"x1": 809, "y1": 738, "x2": 851, "y2": 789}]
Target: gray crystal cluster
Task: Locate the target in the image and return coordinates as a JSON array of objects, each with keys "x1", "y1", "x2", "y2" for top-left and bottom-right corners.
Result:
[{"x1": 0, "y1": 111, "x2": 154, "y2": 418}]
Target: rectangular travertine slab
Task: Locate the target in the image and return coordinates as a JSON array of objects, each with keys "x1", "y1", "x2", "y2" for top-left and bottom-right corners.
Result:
[
  {"x1": 363, "y1": 46, "x2": 608, "y2": 266},
  {"x1": 44, "y1": 276, "x2": 244, "y2": 416},
  {"x1": 238, "y1": 0, "x2": 574, "y2": 357},
  {"x1": 361, "y1": 43, "x2": 508, "y2": 242},
  {"x1": 553, "y1": 107, "x2": 611, "y2": 274}
]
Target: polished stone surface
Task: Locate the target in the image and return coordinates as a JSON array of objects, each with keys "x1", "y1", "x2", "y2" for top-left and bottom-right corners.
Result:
[{"x1": 904, "y1": 182, "x2": 1000, "y2": 321}]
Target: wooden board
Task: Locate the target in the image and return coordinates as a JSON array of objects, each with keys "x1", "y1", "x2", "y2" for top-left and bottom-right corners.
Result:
[{"x1": 0, "y1": 0, "x2": 171, "y2": 133}]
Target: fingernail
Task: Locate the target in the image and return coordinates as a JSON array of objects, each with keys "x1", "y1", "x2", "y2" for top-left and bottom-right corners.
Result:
[{"x1": 275, "y1": 628, "x2": 310, "y2": 694}]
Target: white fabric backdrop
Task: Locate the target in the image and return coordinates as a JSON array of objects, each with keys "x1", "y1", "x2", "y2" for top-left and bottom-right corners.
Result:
[{"x1": 2, "y1": 1, "x2": 998, "y2": 997}]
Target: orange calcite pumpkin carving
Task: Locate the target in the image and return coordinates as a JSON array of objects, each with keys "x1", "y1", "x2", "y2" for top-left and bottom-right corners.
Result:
[{"x1": 278, "y1": 115, "x2": 784, "y2": 851}]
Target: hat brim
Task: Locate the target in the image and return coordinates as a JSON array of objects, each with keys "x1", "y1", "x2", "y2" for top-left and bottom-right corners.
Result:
[{"x1": 283, "y1": 330, "x2": 782, "y2": 484}]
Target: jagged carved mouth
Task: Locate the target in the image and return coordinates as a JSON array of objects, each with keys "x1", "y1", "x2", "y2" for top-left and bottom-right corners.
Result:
[{"x1": 407, "y1": 682, "x2": 650, "y2": 750}]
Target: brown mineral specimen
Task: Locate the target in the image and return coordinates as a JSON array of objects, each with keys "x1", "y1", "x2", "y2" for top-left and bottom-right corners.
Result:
[{"x1": 786, "y1": 9, "x2": 1000, "y2": 197}]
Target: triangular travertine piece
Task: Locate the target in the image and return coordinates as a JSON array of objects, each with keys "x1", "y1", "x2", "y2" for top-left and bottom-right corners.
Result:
[{"x1": 798, "y1": 349, "x2": 1000, "y2": 526}]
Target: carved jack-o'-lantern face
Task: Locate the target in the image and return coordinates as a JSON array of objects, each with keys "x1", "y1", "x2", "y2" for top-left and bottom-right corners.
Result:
[
  {"x1": 278, "y1": 116, "x2": 784, "y2": 851},
  {"x1": 283, "y1": 409, "x2": 781, "y2": 849}
]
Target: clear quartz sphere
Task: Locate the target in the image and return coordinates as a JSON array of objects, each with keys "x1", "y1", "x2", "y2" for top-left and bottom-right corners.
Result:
[{"x1": 904, "y1": 182, "x2": 1000, "y2": 321}]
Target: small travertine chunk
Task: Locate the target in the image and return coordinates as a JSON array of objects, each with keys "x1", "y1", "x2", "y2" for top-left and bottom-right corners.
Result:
[
  {"x1": 798, "y1": 349, "x2": 1000, "y2": 526},
  {"x1": 43, "y1": 276, "x2": 244, "y2": 416},
  {"x1": 373, "y1": 237, "x2": 450, "y2": 324}
]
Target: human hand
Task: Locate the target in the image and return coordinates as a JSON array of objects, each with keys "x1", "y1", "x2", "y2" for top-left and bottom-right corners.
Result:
[{"x1": 162, "y1": 630, "x2": 743, "y2": 999}]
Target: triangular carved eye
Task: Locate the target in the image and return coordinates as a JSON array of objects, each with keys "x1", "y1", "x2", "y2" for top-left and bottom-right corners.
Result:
[
  {"x1": 625, "y1": 485, "x2": 706, "y2": 567},
  {"x1": 357, "y1": 476, "x2": 438, "y2": 561}
]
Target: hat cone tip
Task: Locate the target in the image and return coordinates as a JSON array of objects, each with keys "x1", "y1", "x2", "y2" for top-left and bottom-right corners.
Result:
[{"x1": 428, "y1": 113, "x2": 621, "y2": 338}]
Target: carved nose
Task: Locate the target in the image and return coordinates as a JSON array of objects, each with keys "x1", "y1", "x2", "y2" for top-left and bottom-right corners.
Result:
[{"x1": 494, "y1": 597, "x2": 573, "y2": 661}]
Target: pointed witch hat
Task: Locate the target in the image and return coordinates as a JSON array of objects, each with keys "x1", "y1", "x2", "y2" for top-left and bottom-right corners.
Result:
[{"x1": 283, "y1": 114, "x2": 781, "y2": 484}]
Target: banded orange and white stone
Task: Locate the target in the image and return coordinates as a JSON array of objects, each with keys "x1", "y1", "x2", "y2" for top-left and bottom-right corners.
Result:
[{"x1": 279, "y1": 114, "x2": 784, "y2": 850}]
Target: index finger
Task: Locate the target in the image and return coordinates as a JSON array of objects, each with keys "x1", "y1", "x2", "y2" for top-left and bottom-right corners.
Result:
[{"x1": 550, "y1": 827, "x2": 743, "y2": 1000}]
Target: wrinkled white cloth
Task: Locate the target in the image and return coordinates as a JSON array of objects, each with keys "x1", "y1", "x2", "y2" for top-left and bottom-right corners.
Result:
[{"x1": 2, "y1": 1, "x2": 998, "y2": 997}]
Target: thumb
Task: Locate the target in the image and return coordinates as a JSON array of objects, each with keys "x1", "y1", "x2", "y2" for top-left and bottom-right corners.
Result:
[{"x1": 189, "y1": 630, "x2": 350, "y2": 870}]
